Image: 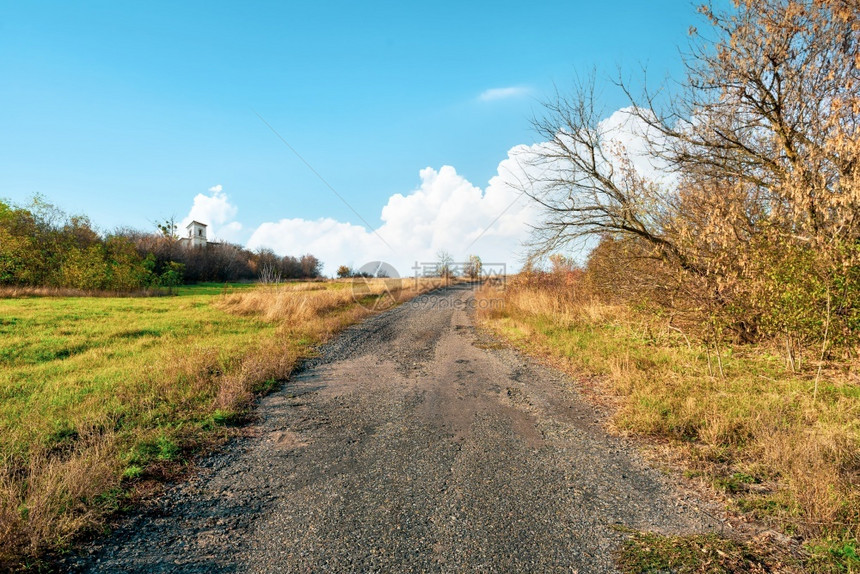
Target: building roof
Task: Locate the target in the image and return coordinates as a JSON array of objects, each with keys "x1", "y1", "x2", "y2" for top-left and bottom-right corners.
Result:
[{"x1": 186, "y1": 220, "x2": 208, "y2": 228}]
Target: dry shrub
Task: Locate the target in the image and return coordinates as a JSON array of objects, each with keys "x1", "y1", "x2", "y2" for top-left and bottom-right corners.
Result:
[
  {"x1": 485, "y1": 271, "x2": 629, "y2": 327},
  {"x1": 214, "y1": 373, "x2": 254, "y2": 415},
  {"x1": 474, "y1": 282, "x2": 507, "y2": 323},
  {"x1": 151, "y1": 336, "x2": 301, "y2": 418},
  {"x1": 153, "y1": 345, "x2": 225, "y2": 404},
  {"x1": 755, "y1": 424, "x2": 860, "y2": 540},
  {"x1": 214, "y1": 340, "x2": 300, "y2": 415},
  {"x1": 0, "y1": 431, "x2": 120, "y2": 567},
  {"x1": 218, "y1": 283, "x2": 357, "y2": 323},
  {"x1": 526, "y1": 0, "x2": 860, "y2": 355},
  {"x1": 0, "y1": 472, "x2": 26, "y2": 568}
]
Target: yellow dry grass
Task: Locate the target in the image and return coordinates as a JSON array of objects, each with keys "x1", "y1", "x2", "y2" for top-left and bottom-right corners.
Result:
[
  {"x1": 476, "y1": 276, "x2": 860, "y2": 567},
  {"x1": 216, "y1": 277, "x2": 452, "y2": 324},
  {"x1": 0, "y1": 431, "x2": 120, "y2": 562}
]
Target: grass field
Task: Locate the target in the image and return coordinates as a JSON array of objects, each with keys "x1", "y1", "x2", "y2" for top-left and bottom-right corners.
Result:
[
  {"x1": 0, "y1": 278, "x2": 444, "y2": 569},
  {"x1": 476, "y1": 278, "x2": 860, "y2": 573}
]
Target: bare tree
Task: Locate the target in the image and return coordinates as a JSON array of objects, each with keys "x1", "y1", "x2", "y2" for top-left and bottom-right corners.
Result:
[
  {"x1": 436, "y1": 249, "x2": 454, "y2": 278},
  {"x1": 524, "y1": 78, "x2": 695, "y2": 272},
  {"x1": 526, "y1": 0, "x2": 858, "y2": 262},
  {"x1": 259, "y1": 262, "x2": 282, "y2": 284}
]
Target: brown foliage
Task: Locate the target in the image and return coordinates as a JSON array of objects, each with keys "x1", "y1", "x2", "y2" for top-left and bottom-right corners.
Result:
[{"x1": 527, "y1": 0, "x2": 860, "y2": 351}]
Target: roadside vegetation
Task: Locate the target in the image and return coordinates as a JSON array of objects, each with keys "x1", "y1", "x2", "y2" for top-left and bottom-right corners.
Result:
[
  {"x1": 477, "y1": 271, "x2": 859, "y2": 570},
  {"x1": 0, "y1": 277, "x2": 445, "y2": 570},
  {"x1": 495, "y1": 1, "x2": 859, "y2": 570}
]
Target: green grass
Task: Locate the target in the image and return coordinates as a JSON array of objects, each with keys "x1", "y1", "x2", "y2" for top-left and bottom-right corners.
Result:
[
  {"x1": 0, "y1": 283, "x2": 361, "y2": 568},
  {"x1": 172, "y1": 281, "x2": 273, "y2": 296},
  {"x1": 0, "y1": 285, "x2": 277, "y2": 459}
]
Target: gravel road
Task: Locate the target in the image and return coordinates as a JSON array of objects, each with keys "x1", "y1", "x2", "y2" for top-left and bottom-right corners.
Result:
[{"x1": 65, "y1": 284, "x2": 716, "y2": 573}]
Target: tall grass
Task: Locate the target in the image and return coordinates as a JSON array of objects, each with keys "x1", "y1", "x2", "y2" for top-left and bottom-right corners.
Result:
[
  {"x1": 0, "y1": 278, "x2": 446, "y2": 568},
  {"x1": 476, "y1": 275, "x2": 860, "y2": 569}
]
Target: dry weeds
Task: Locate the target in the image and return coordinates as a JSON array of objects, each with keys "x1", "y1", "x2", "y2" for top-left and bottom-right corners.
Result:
[
  {"x1": 476, "y1": 277, "x2": 860, "y2": 566},
  {"x1": 0, "y1": 430, "x2": 121, "y2": 567},
  {"x1": 0, "y1": 286, "x2": 165, "y2": 298}
]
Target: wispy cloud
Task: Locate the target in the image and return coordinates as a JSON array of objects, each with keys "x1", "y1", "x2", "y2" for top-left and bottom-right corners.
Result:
[
  {"x1": 478, "y1": 86, "x2": 531, "y2": 102},
  {"x1": 247, "y1": 160, "x2": 541, "y2": 276}
]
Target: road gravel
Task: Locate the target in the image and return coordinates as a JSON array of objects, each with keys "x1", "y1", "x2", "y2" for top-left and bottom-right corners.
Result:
[{"x1": 64, "y1": 284, "x2": 717, "y2": 573}]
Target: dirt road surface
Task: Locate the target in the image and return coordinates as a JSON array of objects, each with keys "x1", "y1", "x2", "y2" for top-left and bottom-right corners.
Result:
[{"x1": 66, "y1": 284, "x2": 715, "y2": 573}]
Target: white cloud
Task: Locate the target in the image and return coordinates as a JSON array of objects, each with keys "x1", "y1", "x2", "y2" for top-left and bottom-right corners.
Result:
[
  {"x1": 180, "y1": 184, "x2": 243, "y2": 242},
  {"x1": 246, "y1": 153, "x2": 543, "y2": 277},
  {"x1": 188, "y1": 106, "x2": 673, "y2": 276},
  {"x1": 248, "y1": 217, "x2": 376, "y2": 271},
  {"x1": 217, "y1": 221, "x2": 244, "y2": 243},
  {"x1": 598, "y1": 107, "x2": 677, "y2": 188},
  {"x1": 478, "y1": 86, "x2": 531, "y2": 102}
]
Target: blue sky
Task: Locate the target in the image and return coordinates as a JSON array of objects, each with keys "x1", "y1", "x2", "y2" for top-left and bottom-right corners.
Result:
[{"x1": 0, "y1": 1, "x2": 703, "y2": 272}]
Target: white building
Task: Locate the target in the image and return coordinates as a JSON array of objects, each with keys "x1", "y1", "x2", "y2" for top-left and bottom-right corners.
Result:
[{"x1": 181, "y1": 221, "x2": 208, "y2": 248}]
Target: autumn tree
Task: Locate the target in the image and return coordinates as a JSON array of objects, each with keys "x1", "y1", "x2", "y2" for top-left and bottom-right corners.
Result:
[
  {"x1": 336, "y1": 265, "x2": 352, "y2": 278},
  {"x1": 525, "y1": 0, "x2": 860, "y2": 346}
]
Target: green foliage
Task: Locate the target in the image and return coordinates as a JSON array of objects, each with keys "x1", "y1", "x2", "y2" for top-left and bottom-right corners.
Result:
[
  {"x1": 122, "y1": 465, "x2": 143, "y2": 480},
  {"x1": 211, "y1": 409, "x2": 236, "y2": 426},
  {"x1": 155, "y1": 218, "x2": 178, "y2": 239},
  {"x1": 159, "y1": 261, "x2": 185, "y2": 293},
  {"x1": 155, "y1": 435, "x2": 179, "y2": 461},
  {"x1": 0, "y1": 198, "x2": 190, "y2": 292},
  {"x1": 0, "y1": 196, "x2": 324, "y2": 291},
  {"x1": 807, "y1": 538, "x2": 860, "y2": 572},
  {"x1": 714, "y1": 472, "x2": 759, "y2": 494}
]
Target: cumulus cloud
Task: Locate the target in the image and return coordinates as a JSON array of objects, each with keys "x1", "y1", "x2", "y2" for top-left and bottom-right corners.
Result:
[
  {"x1": 180, "y1": 184, "x2": 243, "y2": 242},
  {"x1": 249, "y1": 217, "x2": 377, "y2": 271},
  {"x1": 478, "y1": 86, "x2": 531, "y2": 102},
  {"x1": 246, "y1": 152, "x2": 543, "y2": 277},
  {"x1": 197, "y1": 106, "x2": 672, "y2": 277},
  {"x1": 243, "y1": 108, "x2": 671, "y2": 276}
]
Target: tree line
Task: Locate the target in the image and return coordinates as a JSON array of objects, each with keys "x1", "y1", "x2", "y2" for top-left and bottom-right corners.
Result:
[{"x1": 0, "y1": 197, "x2": 322, "y2": 291}]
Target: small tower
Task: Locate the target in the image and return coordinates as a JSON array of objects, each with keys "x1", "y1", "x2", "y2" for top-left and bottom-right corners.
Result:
[{"x1": 186, "y1": 221, "x2": 208, "y2": 247}]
